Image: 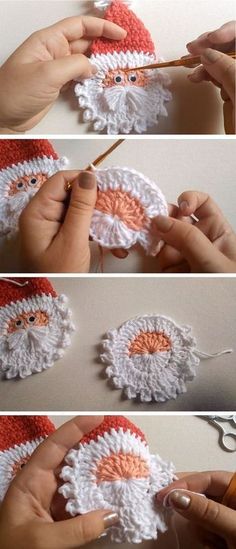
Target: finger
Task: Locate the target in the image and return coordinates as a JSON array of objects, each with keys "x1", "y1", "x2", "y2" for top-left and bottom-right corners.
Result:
[
  {"x1": 61, "y1": 171, "x2": 97, "y2": 249},
  {"x1": 207, "y1": 21, "x2": 236, "y2": 47},
  {"x1": 201, "y1": 49, "x2": 235, "y2": 102},
  {"x1": 16, "y1": 416, "x2": 103, "y2": 478},
  {"x1": 177, "y1": 191, "x2": 224, "y2": 220},
  {"x1": 166, "y1": 490, "x2": 236, "y2": 541},
  {"x1": 187, "y1": 31, "x2": 213, "y2": 53},
  {"x1": 156, "y1": 471, "x2": 233, "y2": 502},
  {"x1": 152, "y1": 215, "x2": 232, "y2": 272},
  {"x1": 188, "y1": 65, "x2": 221, "y2": 87},
  {"x1": 43, "y1": 54, "x2": 97, "y2": 88},
  {"x1": 44, "y1": 15, "x2": 127, "y2": 43},
  {"x1": 112, "y1": 248, "x2": 129, "y2": 259},
  {"x1": 41, "y1": 509, "x2": 119, "y2": 549},
  {"x1": 70, "y1": 38, "x2": 91, "y2": 54}
]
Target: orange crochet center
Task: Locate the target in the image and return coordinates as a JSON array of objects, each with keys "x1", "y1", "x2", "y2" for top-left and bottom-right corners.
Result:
[
  {"x1": 103, "y1": 70, "x2": 148, "y2": 88},
  {"x1": 8, "y1": 174, "x2": 47, "y2": 196},
  {"x1": 95, "y1": 189, "x2": 148, "y2": 230},
  {"x1": 95, "y1": 452, "x2": 149, "y2": 483},
  {"x1": 129, "y1": 331, "x2": 172, "y2": 355},
  {"x1": 7, "y1": 311, "x2": 49, "y2": 333}
]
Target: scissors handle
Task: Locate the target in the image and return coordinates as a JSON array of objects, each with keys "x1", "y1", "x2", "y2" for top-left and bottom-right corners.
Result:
[{"x1": 213, "y1": 420, "x2": 236, "y2": 452}]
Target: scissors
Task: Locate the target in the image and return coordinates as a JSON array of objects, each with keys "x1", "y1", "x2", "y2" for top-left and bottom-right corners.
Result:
[{"x1": 200, "y1": 415, "x2": 236, "y2": 452}]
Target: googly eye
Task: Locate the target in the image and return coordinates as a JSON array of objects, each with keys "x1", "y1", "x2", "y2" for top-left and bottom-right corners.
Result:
[
  {"x1": 15, "y1": 319, "x2": 23, "y2": 328},
  {"x1": 114, "y1": 74, "x2": 123, "y2": 84},
  {"x1": 16, "y1": 182, "x2": 24, "y2": 190},
  {"x1": 29, "y1": 177, "x2": 38, "y2": 186},
  {"x1": 28, "y1": 315, "x2": 36, "y2": 324},
  {"x1": 128, "y1": 73, "x2": 137, "y2": 83}
]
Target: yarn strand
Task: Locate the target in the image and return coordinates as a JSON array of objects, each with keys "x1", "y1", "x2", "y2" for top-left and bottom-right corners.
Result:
[
  {"x1": 195, "y1": 348, "x2": 233, "y2": 359},
  {"x1": 0, "y1": 278, "x2": 29, "y2": 287}
]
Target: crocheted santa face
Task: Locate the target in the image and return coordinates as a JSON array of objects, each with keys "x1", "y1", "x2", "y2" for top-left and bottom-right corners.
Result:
[
  {"x1": 90, "y1": 167, "x2": 168, "y2": 253},
  {"x1": 0, "y1": 278, "x2": 74, "y2": 379},
  {"x1": 75, "y1": 0, "x2": 172, "y2": 134},
  {"x1": 0, "y1": 416, "x2": 55, "y2": 501},
  {"x1": 101, "y1": 315, "x2": 200, "y2": 402},
  {"x1": 60, "y1": 416, "x2": 175, "y2": 543},
  {"x1": 0, "y1": 140, "x2": 67, "y2": 235}
]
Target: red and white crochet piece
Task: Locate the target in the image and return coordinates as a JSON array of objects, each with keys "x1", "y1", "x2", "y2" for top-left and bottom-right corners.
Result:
[
  {"x1": 59, "y1": 416, "x2": 175, "y2": 543},
  {"x1": 0, "y1": 139, "x2": 67, "y2": 235},
  {"x1": 101, "y1": 314, "x2": 200, "y2": 402},
  {"x1": 75, "y1": 0, "x2": 172, "y2": 134},
  {"x1": 0, "y1": 416, "x2": 55, "y2": 501},
  {"x1": 90, "y1": 167, "x2": 168, "y2": 253},
  {"x1": 0, "y1": 278, "x2": 75, "y2": 379}
]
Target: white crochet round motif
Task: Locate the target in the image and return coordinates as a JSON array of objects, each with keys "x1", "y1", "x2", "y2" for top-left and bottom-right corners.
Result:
[
  {"x1": 0, "y1": 294, "x2": 75, "y2": 379},
  {"x1": 90, "y1": 167, "x2": 168, "y2": 254},
  {"x1": 101, "y1": 314, "x2": 200, "y2": 402},
  {"x1": 59, "y1": 427, "x2": 175, "y2": 543},
  {"x1": 0, "y1": 437, "x2": 45, "y2": 501}
]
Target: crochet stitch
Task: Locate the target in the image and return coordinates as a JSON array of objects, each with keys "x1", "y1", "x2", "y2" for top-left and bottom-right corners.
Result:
[
  {"x1": 0, "y1": 139, "x2": 67, "y2": 235},
  {"x1": 0, "y1": 278, "x2": 75, "y2": 379},
  {"x1": 90, "y1": 166, "x2": 168, "y2": 253},
  {"x1": 0, "y1": 416, "x2": 55, "y2": 501},
  {"x1": 75, "y1": 0, "x2": 172, "y2": 134},
  {"x1": 59, "y1": 415, "x2": 175, "y2": 543}
]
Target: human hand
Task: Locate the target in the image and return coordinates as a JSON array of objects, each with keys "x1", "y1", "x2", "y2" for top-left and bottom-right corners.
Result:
[
  {"x1": 0, "y1": 16, "x2": 126, "y2": 133},
  {"x1": 152, "y1": 191, "x2": 236, "y2": 273},
  {"x1": 156, "y1": 471, "x2": 236, "y2": 549},
  {"x1": 186, "y1": 21, "x2": 236, "y2": 134},
  {"x1": 19, "y1": 170, "x2": 97, "y2": 273},
  {"x1": 0, "y1": 415, "x2": 119, "y2": 549}
]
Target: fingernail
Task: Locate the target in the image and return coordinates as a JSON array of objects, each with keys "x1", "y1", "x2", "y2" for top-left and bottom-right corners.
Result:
[
  {"x1": 201, "y1": 48, "x2": 219, "y2": 63},
  {"x1": 186, "y1": 41, "x2": 193, "y2": 49},
  {"x1": 91, "y1": 64, "x2": 98, "y2": 75},
  {"x1": 103, "y1": 512, "x2": 119, "y2": 529},
  {"x1": 188, "y1": 66, "x2": 204, "y2": 82},
  {"x1": 168, "y1": 490, "x2": 191, "y2": 509},
  {"x1": 154, "y1": 216, "x2": 174, "y2": 233},
  {"x1": 179, "y1": 200, "x2": 189, "y2": 212},
  {"x1": 78, "y1": 171, "x2": 95, "y2": 190}
]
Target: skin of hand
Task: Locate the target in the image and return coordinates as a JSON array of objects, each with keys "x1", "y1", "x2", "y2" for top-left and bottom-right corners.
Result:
[
  {"x1": 0, "y1": 416, "x2": 119, "y2": 549},
  {"x1": 156, "y1": 471, "x2": 236, "y2": 549},
  {"x1": 186, "y1": 21, "x2": 236, "y2": 134},
  {"x1": 0, "y1": 16, "x2": 126, "y2": 133},
  {"x1": 152, "y1": 191, "x2": 236, "y2": 273},
  {"x1": 19, "y1": 170, "x2": 98, "y2": 273}
]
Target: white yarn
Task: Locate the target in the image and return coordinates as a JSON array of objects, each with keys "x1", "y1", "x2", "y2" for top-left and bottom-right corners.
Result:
[
  {"x1": 0, "y1": 437, "x2": 45, "y2": 501},
  {"x1": 59, "y1": 427, "x2": 175, "y2": 544},
  {"x1": 75, "y1": 50, "x2": 172, "y2": 134},
  {"x1": 90, "y1": 166, "x2": 168, "y2": 253},
  {"x1": 0, "y1": 155, "x2": 68, "y2": 236},
  {"x1": 94, "y1": 0, "x2": 133, "y2": 10},
  {"x1": 0, "y1": 294, "x2": 75, "y2": 379}
]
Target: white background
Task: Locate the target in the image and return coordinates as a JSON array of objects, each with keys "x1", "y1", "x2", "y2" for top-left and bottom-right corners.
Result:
[
  {"x1": 0, "y1": 0, "x2": 235, "y2": 134},
  {"x1": 0, "y1": 138, "x2": 235, "y2": 273},
  {"x1": 1, "y1": 277, "x2": 235, "y2": 412},
  {"x1": 49, "y1": 414, "x2": 236, "y2": 549}
]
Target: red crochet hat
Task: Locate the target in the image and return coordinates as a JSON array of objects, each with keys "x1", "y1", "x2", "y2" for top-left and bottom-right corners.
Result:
[
  {"x1": 0, "y1": 139, "x2": 67, "y2": 235},
  {"x1": 81, "y1": 415, "x2": 147, "y2": 446},
  {"x1": 92, "y1": 0, "x2": 155, "y2": 57},
  {"x1": 0, "y1": 277, "x2": 74, "y2": 379},
  {"x1": 0, "y1": 416, "x2": 55, "y2": 501}
]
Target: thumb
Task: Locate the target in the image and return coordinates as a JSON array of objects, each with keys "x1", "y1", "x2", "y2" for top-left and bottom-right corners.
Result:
[
  {"x1": 201, "y1": 48, "x2": 235, "y2": 102},
  {"x1": 153, "y1": 215, "x2": 231, "y2": 272},
  {"x1": 62, "y1": 171, "x2": 97, "y2": 248},
  {"x1": 167, "y1": 490, "x2": 236, "y2": 541},
  {"x1": 43, "y1": 510, "x2": 118, "y2": 549},
  {"x1": 44, "y1": 54, "x2": 97, "y2": 88}
]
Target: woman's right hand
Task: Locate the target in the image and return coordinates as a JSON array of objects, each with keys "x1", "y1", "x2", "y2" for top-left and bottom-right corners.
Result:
[{"x1": 156, "y1": 470, "x2": 236, "y2": 548}]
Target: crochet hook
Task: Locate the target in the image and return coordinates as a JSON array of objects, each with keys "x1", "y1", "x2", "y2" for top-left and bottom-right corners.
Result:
[
  {"x1": 124, "y1": 50, "x2": 236, "y2": 71},
  {"x1": 65, "y1": 139, "x2": 125, "y2": 191}
]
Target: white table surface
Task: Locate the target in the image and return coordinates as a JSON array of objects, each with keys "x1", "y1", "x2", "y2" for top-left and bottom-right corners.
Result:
[
  {"x1": 0, "y1": 0, "x2": 235, "y2": 135},
  {"x1": 1, "y1": 276, "x2": 235, "y2": 412},
  {"x1": 49, "y1": 414, "x2": 236, "y2": 549},
  {"x1": 0, "y1": 138, "x2": 235, "y2": 273}
]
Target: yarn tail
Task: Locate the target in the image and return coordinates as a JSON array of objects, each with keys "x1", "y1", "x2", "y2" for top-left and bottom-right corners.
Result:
[{"x1": 195, "y1": 348, "x2": 233, "y2": 359}]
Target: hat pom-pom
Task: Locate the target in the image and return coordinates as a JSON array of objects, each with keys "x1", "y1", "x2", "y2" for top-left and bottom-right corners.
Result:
[{"x1": 94, "y1": 0, "x2": 133, "y2": 10}]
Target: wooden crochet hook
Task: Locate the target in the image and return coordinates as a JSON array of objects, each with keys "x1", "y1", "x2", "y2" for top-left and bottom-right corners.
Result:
[
  {"x1": 124, "y1": 50, "x2": 236, "y2": 71},
  {"x1": 65, "y1": 139, "x2": 125, "y2": 191}
]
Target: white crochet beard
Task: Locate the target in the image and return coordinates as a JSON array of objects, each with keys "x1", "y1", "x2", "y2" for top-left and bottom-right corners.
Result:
[
  {"x1": 0, "y1": 316, "x2": 68, "y2": 379},
  {"x1": 77, "y1": 74, "x2": 171, "y2": 134}
]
